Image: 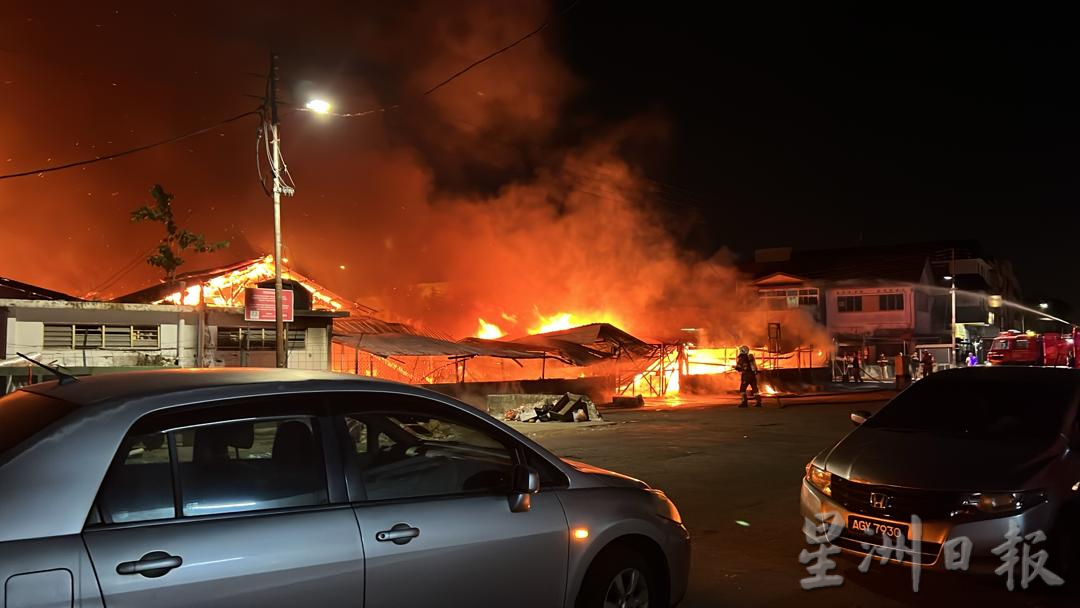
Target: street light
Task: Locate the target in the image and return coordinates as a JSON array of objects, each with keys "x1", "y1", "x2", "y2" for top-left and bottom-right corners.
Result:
[
  {"x1": 305, "y1": 99, "x2": 332, "y2": 114},
  {"x1": 944, "y1": 276, "x2": 957, "y2": 366},
  {"x1": 265, "y1": 55, "x2": 333, "y2": 367},
  {"x1": 1039, "y1": 302, "x2": 1050, "y2": 310}
]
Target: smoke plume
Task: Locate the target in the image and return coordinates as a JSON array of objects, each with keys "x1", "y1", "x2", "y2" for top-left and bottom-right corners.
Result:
[{"x1": 0, "y1": 1, "x2": 826, "y2": 348}]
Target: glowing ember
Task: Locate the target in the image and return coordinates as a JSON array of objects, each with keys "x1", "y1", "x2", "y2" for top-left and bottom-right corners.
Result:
[
  {"x1": 762, "y1": 383, "x2": 778, "y2": 396},
  {"x1": 476, "y1": 318, "x2": 506, "y2": 340}
]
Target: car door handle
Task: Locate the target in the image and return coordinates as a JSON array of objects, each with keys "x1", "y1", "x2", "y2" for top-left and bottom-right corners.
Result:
[
  {"x1": 117, "y1": 551, "x2": 183, "y2": 577},
  {"x1": 376, "y1": 523, "x2": 420, "y2": 545}
]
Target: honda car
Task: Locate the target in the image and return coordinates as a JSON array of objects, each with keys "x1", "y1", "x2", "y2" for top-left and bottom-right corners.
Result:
[{"x1": 801, "y1": 367, "x2": 1080, "y2": 580}]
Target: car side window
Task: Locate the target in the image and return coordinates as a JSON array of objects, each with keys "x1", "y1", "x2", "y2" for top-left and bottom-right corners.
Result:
[
  {"x1": 96, "y1": 412, "x2": 329, "y2": 524},
  {"x1": 176, "y1": 417, "x2": 328, "y2": 517},
  {"x1": 340, "y1": 400, "x2": 515, "y2": 502},
  {"x1": 98, "y1": 431, "x2": 174, "y2": 524}
]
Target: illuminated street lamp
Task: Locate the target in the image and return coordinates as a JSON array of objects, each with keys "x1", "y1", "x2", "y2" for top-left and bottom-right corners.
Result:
[
  {"x1": 304, "y1": 99, "x2": 332, "y2": 114},
  {"x1": 1039, "y1": 302, "x2": 1050, "y2": 310},
  {"x1": 265, "y1": 55, "x2": 334, "y2": 367},
  {"x1": 944, "y1": 275, "x2": 957, "y2": 365}
]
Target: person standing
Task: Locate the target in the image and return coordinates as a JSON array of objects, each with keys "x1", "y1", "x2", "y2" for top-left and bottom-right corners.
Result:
[
  {"x1": 894, "y1": 353, "x2": 910, "y2": 389},
  {"x1": 920, "y1": 350, "x2": 935, "y2": 378},
  {"x1": 851, "y1": 351, "x2": 863, "y2": 383},
  {"x1": 735, "y1": 345, "x2": 762, "y2": 408}
]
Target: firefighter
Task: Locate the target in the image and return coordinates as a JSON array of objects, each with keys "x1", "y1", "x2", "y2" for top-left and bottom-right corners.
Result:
[
  {"x1": 735, "y1": 345, "x2": 762, "y2": 408},
  {"x1": 920, "y1": 350, "x2": 935, "y2": 379}
]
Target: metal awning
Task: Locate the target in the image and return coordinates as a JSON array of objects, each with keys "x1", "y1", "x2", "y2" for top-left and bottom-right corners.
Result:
[{"x1": 333, "y1": 333, "x2": 547, "y2": 360}]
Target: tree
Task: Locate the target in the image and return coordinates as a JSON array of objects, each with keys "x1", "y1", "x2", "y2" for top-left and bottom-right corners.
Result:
[{"x1": 131, "y1": 184, "x2": 229, "y2": 282}]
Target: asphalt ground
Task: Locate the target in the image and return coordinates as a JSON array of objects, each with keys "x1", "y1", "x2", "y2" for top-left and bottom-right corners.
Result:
[{"x1": 519, "y1": 395, "x2": 1074, "y2": 607}]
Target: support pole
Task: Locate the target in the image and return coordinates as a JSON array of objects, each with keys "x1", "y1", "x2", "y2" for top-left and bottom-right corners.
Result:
[{"x1": 269, "y1": 52, "x2": 286, "y2": 368}]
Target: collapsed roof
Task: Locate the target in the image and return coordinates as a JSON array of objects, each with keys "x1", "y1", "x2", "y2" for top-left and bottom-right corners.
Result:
[{"x1": 334, "y1": 321, "x2": 659, "y2": 367}]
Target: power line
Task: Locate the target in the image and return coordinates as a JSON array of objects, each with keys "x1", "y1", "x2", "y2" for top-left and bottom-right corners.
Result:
[
  {"x1": 86, "y1": 207, "x2": 200, "y2": 297},
  {"x1": 422, "y1": 0, "x2": 582, "y2": 97},
  {"x1": 0, "y1": 109, "x2": 261, "y2": 181},
  {"x1": 324, "y1": 0, "x2": 584, "y2": 118},
  {"x1": 0, "y1": 0, "x2": 583, "y2": 180}
]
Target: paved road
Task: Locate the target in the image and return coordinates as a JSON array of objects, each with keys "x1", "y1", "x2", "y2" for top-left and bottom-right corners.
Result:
[{"x1": 520, "y1": 396, "x2": 1072, "y2": 607}]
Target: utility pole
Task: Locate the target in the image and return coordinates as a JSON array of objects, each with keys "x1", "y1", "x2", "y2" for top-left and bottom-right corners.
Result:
[
  {"x1": 269, "y1": 53, "x2": 286, "y2": 368},
  {"x1": 950, "y1": 279, "x2": 957, "y2": 364}
]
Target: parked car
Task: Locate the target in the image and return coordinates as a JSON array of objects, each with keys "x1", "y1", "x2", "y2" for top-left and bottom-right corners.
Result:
[
  {"x1": 0, "y1": 368, "x2": 689, "y2": 607},
  {"x1": 801, "y1": 367, "x2": 1080, "y2": 580}
]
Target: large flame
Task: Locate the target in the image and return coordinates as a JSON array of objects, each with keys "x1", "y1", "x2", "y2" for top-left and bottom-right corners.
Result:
[
  {"x1": 526, "y1": 310, "x2": 625, "y2": 335},
  {"x1": 476, "y1": 318, "x2": 506, "y2": 339},
  {"x1": 528, "y1": 312, "x2": 575, "y2": 335},
  {"x1": 473, "y1": 309, "x2": 627, "y2": 338}
]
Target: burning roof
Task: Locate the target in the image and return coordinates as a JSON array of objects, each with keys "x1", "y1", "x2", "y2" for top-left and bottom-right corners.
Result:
[
  {"x1": 508, "y1": 322, "x2": 658, "y2": 365},
  {"x1": 111, "y1": 255, "x2": 373, "y2": 315},
  {"x1": 334, "y1": 320, "x2": 659, "y2": 367}
]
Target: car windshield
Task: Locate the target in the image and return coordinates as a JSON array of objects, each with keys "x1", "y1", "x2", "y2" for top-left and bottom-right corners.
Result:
[
  {"x1": 0, "y1": 390, "x2": 80, "y2": 457},
  {"x1": 865, "y1": 374, "x2": 1077, "y2": 440}
]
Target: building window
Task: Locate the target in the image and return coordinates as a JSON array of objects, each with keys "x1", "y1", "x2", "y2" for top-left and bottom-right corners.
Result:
[
  {"x1": 837, "y1": 296, "x2": 863, "y2": 313},
  {"x1": 43, "y1": 324, "x2": 159, "y2": 349},
  {"x1": 879, "y1": 293, "x2": 905, "y2": 311},
  {"x1": 758, "y1": 287, "x2": 819, "y2": 309},
  {"x1": 217, "y1": 327, "x2": 306, "y2": 350}
]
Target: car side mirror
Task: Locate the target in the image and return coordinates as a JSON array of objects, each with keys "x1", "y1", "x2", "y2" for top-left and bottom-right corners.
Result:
[
  {"x1": 850, "y1": 410, "x2": 871, "y2": 426},
  {"x1": 508, "y1": 465, "x2": 540, "y2": 513}
]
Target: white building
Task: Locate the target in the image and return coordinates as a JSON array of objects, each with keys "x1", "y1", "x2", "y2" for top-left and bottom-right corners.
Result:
[{"x1": 1, "y1": 256, "x2": 357, "y2": 392}]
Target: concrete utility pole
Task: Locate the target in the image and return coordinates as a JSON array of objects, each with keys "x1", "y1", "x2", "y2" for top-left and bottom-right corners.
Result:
[{"x1": 269, "y1": 53, "x2": 286, "y2": 368}]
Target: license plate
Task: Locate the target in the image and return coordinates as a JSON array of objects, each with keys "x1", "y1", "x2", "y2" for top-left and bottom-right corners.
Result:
[{"x1": 847, "y1": 516, "x2": 909, "y2": 540}]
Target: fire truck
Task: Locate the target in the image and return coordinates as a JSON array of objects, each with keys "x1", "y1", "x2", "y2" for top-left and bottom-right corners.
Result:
[{"x1": 986, "y1": 329, "x2": 1078, "y2": 367}]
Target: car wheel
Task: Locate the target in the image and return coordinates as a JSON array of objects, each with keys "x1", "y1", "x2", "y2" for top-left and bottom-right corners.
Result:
[{"x1": 578, "y1": 549, "x2": 658, "y2": 608}]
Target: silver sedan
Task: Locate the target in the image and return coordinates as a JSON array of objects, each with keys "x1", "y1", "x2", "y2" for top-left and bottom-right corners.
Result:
[
  {"x1": 0, "y1": 368, "x2": 689, "y2": 608},
  {"x1": 801, "y1": 367, "x2": 1080, "y2": 581}
]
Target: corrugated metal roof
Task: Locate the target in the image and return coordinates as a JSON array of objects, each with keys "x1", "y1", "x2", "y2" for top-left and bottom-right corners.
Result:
[
  {"x1": 334, "y1": 333, "x2": 546, "y2": 359},
  {"x1": 333, "y1": 322, "x2": 657, "y2": 366},
  {"x1": 0, "y1": 277, "x2": 80, "y2": 301},
  {"x1": 334, "y1": 317, "x2": 453, "y2": 341},
  {"x1": 512, "y1": 323, "x2": 656, "y2": 359}
]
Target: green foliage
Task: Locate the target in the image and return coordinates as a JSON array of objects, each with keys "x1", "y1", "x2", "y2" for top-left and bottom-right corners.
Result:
[{"x1": 131, "y1": 184, "x2": 229, "y2": 281}]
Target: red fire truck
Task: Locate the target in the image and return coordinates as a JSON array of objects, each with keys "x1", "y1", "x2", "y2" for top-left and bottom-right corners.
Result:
[{"x1": 987, "y1": 330, "x2": 1078, "y2": 367}]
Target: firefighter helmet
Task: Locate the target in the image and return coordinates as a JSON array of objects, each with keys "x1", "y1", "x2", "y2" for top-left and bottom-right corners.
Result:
[{"x1": 739, "y1": 345, "x2": 750, "y2": 355}]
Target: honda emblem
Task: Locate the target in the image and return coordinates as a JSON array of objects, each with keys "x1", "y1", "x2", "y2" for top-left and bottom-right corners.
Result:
[{"x1": 869, "y1": 492, "x2": 892, "y2": 510}]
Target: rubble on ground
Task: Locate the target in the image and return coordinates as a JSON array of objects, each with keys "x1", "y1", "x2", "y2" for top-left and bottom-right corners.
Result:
[{"x1": 503, "y1": 392, "x2": 603, "y2": 423}]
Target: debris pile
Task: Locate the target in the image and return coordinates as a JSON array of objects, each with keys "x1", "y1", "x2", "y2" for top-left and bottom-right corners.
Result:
[{"x1": 503, "y1": 393, "x2": 602, "y2": 423}]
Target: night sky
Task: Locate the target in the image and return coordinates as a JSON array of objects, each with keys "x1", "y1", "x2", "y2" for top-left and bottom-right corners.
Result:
[
  {"x1": 2, "y1": 1, "x2": 1078, "y2": 331},
  {"x1": 559, "y1": 3, "x2": 1080, "y2": 309}
]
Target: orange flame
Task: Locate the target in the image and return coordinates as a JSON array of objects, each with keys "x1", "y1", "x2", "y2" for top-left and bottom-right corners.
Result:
[
  {"x1": 526, "y1": 310, "x2": 624, "y2": 335},
  {"x1": 528, "y1": 312, "x2": 575, "y2": 334},
  {"x1": 476, "y1": 318, "x2": 506, "y2": 339}
]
